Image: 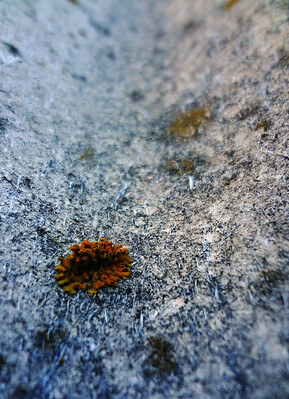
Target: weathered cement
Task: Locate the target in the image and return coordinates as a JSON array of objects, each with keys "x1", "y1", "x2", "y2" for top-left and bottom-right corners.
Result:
[{"x1": 0, "y1": 0, "x2": 288, "y2": 398}]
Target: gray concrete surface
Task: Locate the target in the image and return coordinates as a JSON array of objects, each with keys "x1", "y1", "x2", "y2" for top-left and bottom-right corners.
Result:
[{"x1": 0, "y1": 0, "x2": 288, "y2": 398}]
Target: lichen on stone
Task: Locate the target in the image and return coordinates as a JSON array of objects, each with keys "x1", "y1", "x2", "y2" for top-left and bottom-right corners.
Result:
[
  {"x1": 222, "y1": 0, "x2": 240, "y2": 11},
  {"x1": 170, "y1": 107, "x2": 207, "y2": 138},
  {"x1": 165, "y1": 159, "x2": 195, "y2": 175},
  {"x1": 144, "y1": 337, "x2": 177, "y2": 377},
  {"x1": 55, "y1": 238, "x2": 132, "y2": 294}
]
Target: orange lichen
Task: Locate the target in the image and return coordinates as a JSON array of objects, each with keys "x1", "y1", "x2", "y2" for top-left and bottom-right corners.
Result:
[
  {"x1": 145, "y1": 337, "x2": 176, "y2": 376},
  {"x1": 170, "y1": 107, "x2": 207, "y2": 138},
  {"x1": 80, "y1": 146, "x2": 94, "y2": 161},
  {"x1": 254, "y1": 119, "x2": 271, "y2": 132},
  {"x1": 166, "y1": 159, "x2": 195, "y2": 175},
  {"x1": 55, "y1": 238, "x2": 132, "y2": 294},
  {"x1": 222, "y1": 0, "x2": 240, "y2": 11}
]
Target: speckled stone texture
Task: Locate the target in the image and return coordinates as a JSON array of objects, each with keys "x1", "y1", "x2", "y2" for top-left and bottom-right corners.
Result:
[{"x1": 0, "y1": 0, "x2": 288, "y2": 398}]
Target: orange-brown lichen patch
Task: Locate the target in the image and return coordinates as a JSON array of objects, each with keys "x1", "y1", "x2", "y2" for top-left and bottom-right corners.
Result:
[
  {"x1": 80, "y1": 146, "x2": 95, "y2": 161},
  {"x1": 55, "y1": 238, "x2": 132, "y2": 294},
  {"x1": 170, "y1": 107, "x2": 207, "y2": 138},
  {"x1": 254, "y1": 119, "x2": 271, "y2": 132},
  {"x1": 145, "y1": 337, "x2": 176, "y2": 376},
  {"x1": 222, "y1": 0, "x2": 240, "y2": 11},
  {"x1": 166, "y1": 159, "x2": 195, "y2": 175}
]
